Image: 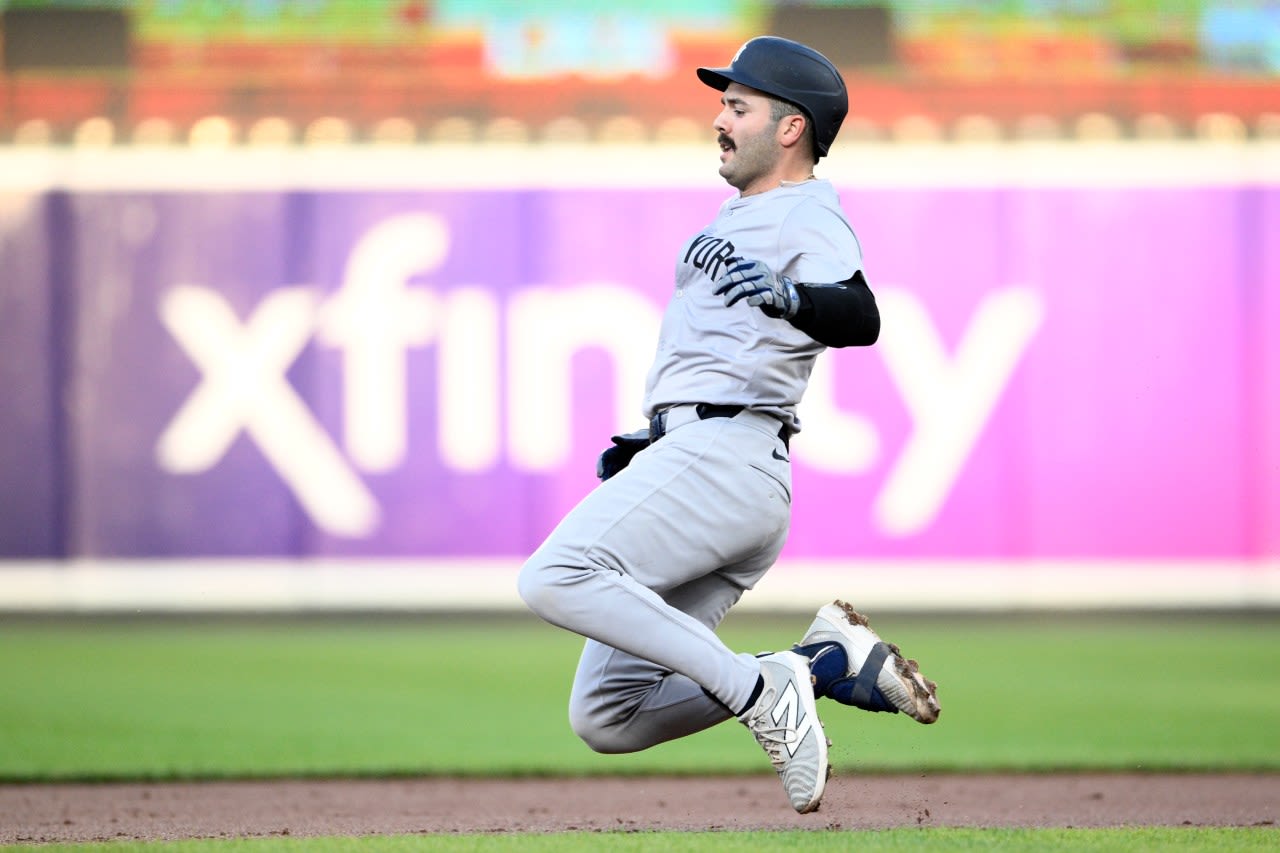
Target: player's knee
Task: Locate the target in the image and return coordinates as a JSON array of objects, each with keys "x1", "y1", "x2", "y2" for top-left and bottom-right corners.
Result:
[
  {"x1": 568, "y1": 691, "x2": 657, "y2": 754},
  {"x1": 515, "y1": 558, "x2": 555, "y2": 618},
  {"x1": 517, "y1": 552, "x2": 594, "y2": 624},
  {"x1": 568, "y1": 706, "x2": 637, "y2": 755}
]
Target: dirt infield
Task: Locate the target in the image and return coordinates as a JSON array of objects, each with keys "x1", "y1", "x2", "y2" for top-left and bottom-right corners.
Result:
[{"x1": 3, "y1": 773, "x2": 1277, "y2": 843}]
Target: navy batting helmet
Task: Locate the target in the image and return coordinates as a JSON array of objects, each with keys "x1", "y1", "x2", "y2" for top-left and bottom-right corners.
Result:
[{"x1": 697, "y1": 36, "x2": 848, "y2": 159}]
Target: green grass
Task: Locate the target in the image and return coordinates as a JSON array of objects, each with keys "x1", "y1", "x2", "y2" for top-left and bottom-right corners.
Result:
[
  {"x1": 6, "y1": 828, "x2": 1280, "y2": 853},
  {"x1": 3, "y1": 614, "x2": 1278, "y2": 851},
  {"x1": 1, "y1": 611, "x2": 1278, "y2": 781}
]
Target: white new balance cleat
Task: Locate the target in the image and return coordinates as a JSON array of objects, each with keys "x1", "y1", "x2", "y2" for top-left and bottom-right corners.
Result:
[
  {"x1": 799, "y1": 600, "x2": 941, "y2": 724},
  {"x1": 738, "y1": 651, "x2": 829, "y2": 814}
]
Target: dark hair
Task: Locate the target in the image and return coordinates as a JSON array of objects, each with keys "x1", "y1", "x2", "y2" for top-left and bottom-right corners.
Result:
[{"x1": 768, "y1": 96, "x2": 817, "y2": 164}]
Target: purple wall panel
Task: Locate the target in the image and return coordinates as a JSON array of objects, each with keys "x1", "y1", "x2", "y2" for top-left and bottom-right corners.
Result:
[
  {"x1": 302, "y1": 192, "x2": 536, "y2": 556},
  {"x1": 792, "y1": 189, "x2": 1019, "y2": 558},
  {"x1": 1256, "y1": 188, "x2": 1280, "y2": 558},
  {"x1": 785, "y1": 187, "x2": 1258, "y2": 559},
  {"x1": 63, "y1": 194, "x2": 307, "y2": 555},
  {"x1": 0, "y1": 193, "x2": 59, "y2": 555},
  {"x1": 1015, "y1": 188, "x2": 1248, "y2": 557},
  {"x1": 1, "y1": 183, "x2": 1275, "y2": 561}
]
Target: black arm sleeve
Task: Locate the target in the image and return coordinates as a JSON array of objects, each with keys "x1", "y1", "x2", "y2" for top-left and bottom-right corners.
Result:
[{"x1": 788, "y1": 269, "x2": 881, "y2": 348}]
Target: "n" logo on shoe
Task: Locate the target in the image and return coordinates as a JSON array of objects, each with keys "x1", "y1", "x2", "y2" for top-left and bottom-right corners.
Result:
[{"x1": 770, "y1": 682, "x2": 814, "y2": 758}]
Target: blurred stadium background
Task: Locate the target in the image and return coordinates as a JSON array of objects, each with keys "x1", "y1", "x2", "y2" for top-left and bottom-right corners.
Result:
[
  {"x1": 1, "y1": 0, "x2": 1277, "y2": 613},
  {"x1": 2, "y1": 0, "x2": 1279, "y2": 145}
]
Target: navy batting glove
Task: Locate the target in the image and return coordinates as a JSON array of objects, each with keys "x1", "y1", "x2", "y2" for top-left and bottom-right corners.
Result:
[
  {"x1": 713, "y1": 259, "x2": 800, "y2": 320},
  {"x1": 597, "y1": 429, "x2": 649, "y2": 480}
]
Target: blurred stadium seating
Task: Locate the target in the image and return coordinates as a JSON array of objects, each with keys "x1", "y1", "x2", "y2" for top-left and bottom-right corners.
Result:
[{"x1": 2, "y1": 0, "x2": 1278, "y2": 145}]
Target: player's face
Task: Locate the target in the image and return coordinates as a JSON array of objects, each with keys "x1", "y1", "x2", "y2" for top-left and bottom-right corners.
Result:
[{"x1": 713, "y1": 83, "x2": 782, "y2": 195}]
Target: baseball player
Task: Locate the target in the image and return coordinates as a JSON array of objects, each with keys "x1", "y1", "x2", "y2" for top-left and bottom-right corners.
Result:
[{"x1": 518, "y1": 36, "x2": 939, "y2": 814}]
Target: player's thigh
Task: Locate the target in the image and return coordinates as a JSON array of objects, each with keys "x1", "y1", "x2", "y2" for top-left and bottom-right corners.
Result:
[
  {"x1": 569, "y1": 570, "x2": 749, "y2": 704},
  {"x1": 537, "y1": 420, "x2": 788, "y2": 592},
  {"x1": 662, "y1": 562, "x2": 764, "y2": 629},
  {"x1": 629, "y1": 417, "x2": 790, "y2": 588}
]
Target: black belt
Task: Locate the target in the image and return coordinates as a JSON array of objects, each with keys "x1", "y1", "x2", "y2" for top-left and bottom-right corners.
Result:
[{"x1": 649, "y1": 403, "x2": 789, "y2": 449}]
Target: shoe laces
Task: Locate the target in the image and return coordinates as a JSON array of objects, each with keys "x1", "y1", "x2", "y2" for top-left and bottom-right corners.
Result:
[
  {"x1": 757, "y1": 731, "x2": 797, "y2": 770},
  {"x1": 746, "y1": 714, "x2": 800, "y2": 770}
]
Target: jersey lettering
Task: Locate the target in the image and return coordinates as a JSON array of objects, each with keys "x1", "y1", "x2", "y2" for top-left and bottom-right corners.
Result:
[{"x1": 683, "y1": 233, "x2": 737, "y2": 283}]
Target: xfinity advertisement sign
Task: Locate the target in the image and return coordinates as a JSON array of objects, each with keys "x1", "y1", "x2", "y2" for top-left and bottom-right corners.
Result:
[{"x1": 1, "y1": 179, "x2": 1275, "y2": 562}]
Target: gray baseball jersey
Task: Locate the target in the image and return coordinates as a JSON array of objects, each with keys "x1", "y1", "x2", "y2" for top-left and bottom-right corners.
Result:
[
  {"x1": 518, "y1": 178, "x2": 863, "y2": 753},
  {"x1": 644, "y1": 179, "x2": 861, "y2": 432}
]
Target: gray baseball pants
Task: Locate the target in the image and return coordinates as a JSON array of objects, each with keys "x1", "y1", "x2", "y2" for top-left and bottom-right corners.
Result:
[{"x1": 517, "y1": 406, "x2": 792, "y2": 753}]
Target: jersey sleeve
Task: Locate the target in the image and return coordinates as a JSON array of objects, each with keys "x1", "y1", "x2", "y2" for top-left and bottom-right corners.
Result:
[
  {"x1": 774, "y1": 197, "x2": 878, "y2": 348},
  {"x1": 775, "y1": 197, "x2": 862, "y2": 284}
]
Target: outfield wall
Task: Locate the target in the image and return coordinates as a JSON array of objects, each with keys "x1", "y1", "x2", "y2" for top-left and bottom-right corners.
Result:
[{"x1": 1, "y1": 142, "x2": 1277, "y2": 610}]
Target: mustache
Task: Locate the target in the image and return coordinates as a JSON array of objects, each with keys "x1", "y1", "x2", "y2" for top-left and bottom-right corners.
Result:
[{"x1": 717, "y1": 133, "x2": 735, "y2": 149}]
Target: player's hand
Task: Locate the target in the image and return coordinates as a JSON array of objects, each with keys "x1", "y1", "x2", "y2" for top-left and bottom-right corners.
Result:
[
  {"x1": 596, "y1": 429, "x2": 650, "y2": 481},
  {"x1": 713, "y1": 259, "x2": 800, "y2": 320}
]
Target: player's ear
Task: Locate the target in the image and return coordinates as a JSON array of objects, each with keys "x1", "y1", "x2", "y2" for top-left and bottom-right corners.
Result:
[{"x1": 777, "y1": 113, "x2": 807, "y2": 149}]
